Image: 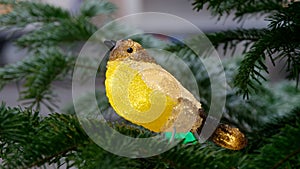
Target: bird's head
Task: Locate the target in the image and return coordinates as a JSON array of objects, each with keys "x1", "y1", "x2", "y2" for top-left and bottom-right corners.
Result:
[{"x1": 104, "y1": 39, "x2": 155, "y2": 63}]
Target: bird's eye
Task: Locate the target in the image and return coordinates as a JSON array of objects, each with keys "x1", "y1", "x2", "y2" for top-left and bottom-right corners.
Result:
[{"x1": 127, "y1": 47, "x2": 133, "y2": 53}]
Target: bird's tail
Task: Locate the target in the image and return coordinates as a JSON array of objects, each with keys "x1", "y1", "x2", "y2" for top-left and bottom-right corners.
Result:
[{"x1": 194, "y1": 109, "x2": 247, "y2": 150}]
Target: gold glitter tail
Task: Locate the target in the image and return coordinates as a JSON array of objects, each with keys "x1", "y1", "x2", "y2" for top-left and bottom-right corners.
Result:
[
  {"x1": 194, "y1": 109, "x2": 247, "y2": 150},
  {"x1": 209, "y1": 124, "x2": 247, "y2": 150}
]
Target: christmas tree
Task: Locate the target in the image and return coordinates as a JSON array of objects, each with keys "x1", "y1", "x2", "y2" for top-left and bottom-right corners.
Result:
[{"x1": 0, "y1": 0, "x2": 299, "y2": 168}]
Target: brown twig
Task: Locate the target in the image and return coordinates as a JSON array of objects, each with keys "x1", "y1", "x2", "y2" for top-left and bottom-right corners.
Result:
[
  {"x1": 271, "y1": 147, "x2": 300, "y2": 169},
  {"x1": 24, "y1": 145, "x2": 79, "y2": 169}
]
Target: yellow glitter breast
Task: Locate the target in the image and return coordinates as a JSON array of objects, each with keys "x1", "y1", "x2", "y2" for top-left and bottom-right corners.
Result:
[{"x1": 105, "y1": 60, "x2": 177, "y2": 132}]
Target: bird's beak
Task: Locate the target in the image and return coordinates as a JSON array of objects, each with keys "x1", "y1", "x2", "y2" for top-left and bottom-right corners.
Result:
[{"x1": 104, "y1": 40, "x2": 116, "y2": 51}]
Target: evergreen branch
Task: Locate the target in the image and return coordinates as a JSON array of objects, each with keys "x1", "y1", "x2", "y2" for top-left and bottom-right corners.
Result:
[
  {"x1": 142, "y1": 144, "x2": 246, "y2": 169},
  {"x1": 267, "y1": 2, "x2": 300, "y2": 29},
  {"x1": 0, "y1": 0, "x2": 71, "y2": 27},
  {"x1": 234, "y1": 26, "x2": 300, "y2": 96},
  {"x1": 16, "y1": 18, "x2": 97, "y2": 49},
  {"x1": 192, "y1": 0, "x2": 283, "y2": 18},
  {"x1": 0, "y1": 48, "x2": 75, "y2": 110},
  {"x1": 0, "y1": 104, "x2": 144, "y2": 169},
  {"x1": 20, "y1": 49, "x2": 74, "y2": 110},
  {"x1": 25, "y1": 145, "x2": 78, "y2": 169},
  {"x1": 234, "y1": 39, "x2": 269, "y2": 97},
  {"x1": 192, "y1": 1, "x2": 300, "y2": 96},
  {"x1": 0, "y1": 104, "x2": 88, "y2": 168},
  {"x1": 207, "y1": 28, "x2": 266, "y2": 44},
  {"x1": 0, "y1": 56, "x2": 39, "y2": 89},
  {"x1": 187, "y1": 29, "x2": 269, "y2": 55},
  {"x1": 249, "y1": 116, "x2": 300, "y2": 168},
  {"x1": 272, "y1": 147, "x2": 300, "y2": 169},
  {"x1": 0, "y1": 104, "x2": 40, "y2": 144},
  {"x1": 234, "y1": 1, "x2": 282, "y2": 17},
  {"x1": 80, "y1": 0, "x2": 117, "y2": 17},
  {"x1": 165, "y1": 45, "x2": 298, "y2": 133},
  {"x1": 251, "y1": 107, "x2": 300, "y2": 144},
  {"x1": 188, "y1": 28, "x2": 267, "y2": 56}
]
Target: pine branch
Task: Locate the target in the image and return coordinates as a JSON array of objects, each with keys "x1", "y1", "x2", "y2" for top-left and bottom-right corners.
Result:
[
  {"x1": 0, "y1": 103, "x2": 148, "y2": 169},
  {"x1": 80, "y1": 0, "x2": 117, "y2": 17},
  {"x1": 192, "y1": 0, "x2": 283, "y2": 18},
  {"x1": 188, "y1": 28, "x2": 267, "y2": 56},
  {"x1": 0, "y1": 104, "x2": 40, "y2": 144},
  {"x1": 0, "y1": 0, "x2": 71, "y2": 27},
  {"x1": 267, "y1": 2, "x2": 300, "y2": 29},
  {"x1": 0, "y1": 104, "x2": 87, "y2": 168},
  {"x1": 192, "y1": 1, "x2": 300, "y2": 96},
  {"x1": 0, "y1": 57, "x2": 36, "y2": 89},
  {"x1": 248, "y1": 111, "x2": 300, "y2": 168},
  {"x1": 233, "y1": 38, "x2": 270, "y2": 97},
  {"x1": 234, "y1": 26, "x2": 300, "y2": 96},
  {"x1": 249, "y1": 107, "x2": 300, "y2": 146},
  {"x1": 0, "y1": 0, "x2": 116, "y2": 109},
  {"x1": 16, "y1": 18, "x2": 97, "y2": 49},
  {"x1": 25, "y1": 145, "x2": 78, "y2": 169},
  {"x1": 0, "y1": 48, "x2": 75, "y2": 110},
  {"x1": 272, "y1": 148, "x2": 300, "y2": 169},
  {"x1": 234, "y1": 1, "x2": 300, "y2": 96},
  {"x1": 0, "y1": 0, "x2": 114, "y2": 49},
  {"x1": 140, "y1": 143, "x2": 246, "y2": 169}
]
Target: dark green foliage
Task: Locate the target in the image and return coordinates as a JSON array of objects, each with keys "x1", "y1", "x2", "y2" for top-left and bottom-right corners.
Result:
[
  {"x1": 16, "y1": 18, "x2": 97, "y2": 48},
  {"x1": 2, "y1": 103, "x2": 300, "y2": 169},
  {"x1": 192, "y1": 0, "x2": 300, "y2": 97},
  {"x1": 80, "y1": 0, "x2": 117, "y2": 17},
  {"x1": 0, "y1": 103, "x2": 142, "y2": 169},
  {"x1": 192, "y1": 0, "x2": 282, "y2": 17},
  {"x1": 144, "y1": 144, "x2": 246, "y2": 169},
  {"x1": 206, "y1": 28, "x2": 267, "y2": 55},
  {"x1": 0, "y1": 0, "x2": 71, "y2": 27},
  {"x1": 0, "y1": 103, "x2": 85, "y2": 168},
  {"x1": 0, "y1": 0, "x2": 115, "y2": 109},
  {"x1": 247, "y1": 107, "x2": 300, "y2": 169},
  {"x1": 0, "y1": 48, "x2": 74, "y2": 110}
]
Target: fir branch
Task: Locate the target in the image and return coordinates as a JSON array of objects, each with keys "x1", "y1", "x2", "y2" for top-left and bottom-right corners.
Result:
[
  {"x1": 0, "y1": 104, "x2": 148, "y2": 169},
  {"x1": 20, "y1": 49, "x2": 74, "y2": 110},
  {"x1": 189, "y1": 28, "x2": 267, "y2": 56},
  {"x1": 234, "y1": 25, "x2": 300, "y2": 96},
  {"x1": 233, "y1": 38, "x2": 269, "y2": 97},
  {"x1": 0, "y1": 54, "x2": 43, "y2": 89},
  {"x1": 16, "y1": 18, "x2": 97, "y2": 49},
  {"x1": 267, "y1": 2, "x2": 300, "y2": 29},
  {"x1": 73, "y1": 140, "x2": 141, "y2": 169},
  {"x1": 25, "y1": 145, "x2": 78, "y2": 169},
  {"x1": 272, "y1": 147, "x2": 300, "y2": 169},
  {"x1": 0, "y1": 48, "x2": 75, "y2": 110},
  {"x1": 80, "y1": 0, "x2": 117, "y2": 17},
  {"x1": 142, "y1": 144, "x2": 246, "y2": 169},
  {"x1": 234, "y1": 1, "x2": 282, "y2": 17},
  {"x1": 250, "y1": 107, "x2": 300, "y2": 145},
  {"x1": 0, "y1": 104, "x2": 40, "y2": 144},
  {"x1": 248, "y1": 116, "x2": 300, "y2": 168},
  {"x1": 207, "y1": 28, "x2": 266, "y2": 45},
  {"x1": 0, "y1": 0, "x2": 71, "y2": 27},
  {"x1": 0, "y1": 104, "x2": 88, "y2": 168},
  {"x1": 192, "y1": 1, "x2": 300, "y2": 96},
  {"x1": 192, "y1": 0, "x2": 283, "y2": 18}
]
